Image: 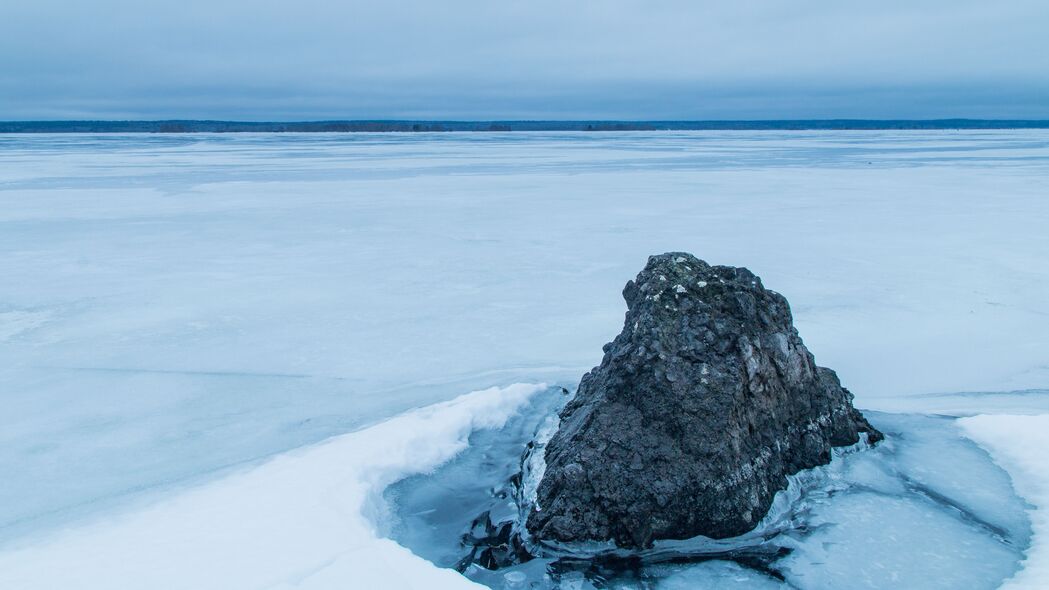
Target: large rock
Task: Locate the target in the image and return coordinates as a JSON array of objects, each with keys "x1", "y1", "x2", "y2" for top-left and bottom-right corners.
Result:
[{"x1": 526, "y1": 253, "x2": 882, "y2": 549}]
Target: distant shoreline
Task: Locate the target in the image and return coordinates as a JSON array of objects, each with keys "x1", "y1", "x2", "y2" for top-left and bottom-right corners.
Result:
[{"x1": 2, "y1": 119, "x2": 1049, "y2": 133}]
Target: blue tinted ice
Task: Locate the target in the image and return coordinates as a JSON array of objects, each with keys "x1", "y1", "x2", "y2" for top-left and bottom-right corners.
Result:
[{"x1": 387, "y1": 405, "x2": 1029, "y2": 589}]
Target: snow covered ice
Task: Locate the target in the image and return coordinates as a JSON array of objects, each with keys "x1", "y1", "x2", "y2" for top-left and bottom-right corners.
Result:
[{"x1": 1, "y1": 130, "x2": 1048, "y2": 588}]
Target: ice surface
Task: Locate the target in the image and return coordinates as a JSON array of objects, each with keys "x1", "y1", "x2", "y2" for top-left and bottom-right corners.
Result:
[
  {"x1": 0, "y1": 383, "x2": 543, "y2": 589},
  {"x1": 779, "y1": 491, "x2": 1017, "y2": 588},
  {"x1": 1, "y1": 131, "x2": 1048, "y2": 585},
  {"x1": 875, "y1": 413, "x2": 1030, "y2": 542},
  {"x1": 655, "y1": 561, "x2": 783, "y2": 589},
  {"x1": 961, "y1": 415, "x2": 1049, "y2": 588},
  {"x1": 871, "y1": 389, "x2": 1049, "y2": 417}
]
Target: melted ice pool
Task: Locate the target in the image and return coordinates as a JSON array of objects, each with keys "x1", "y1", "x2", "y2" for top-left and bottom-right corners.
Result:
[{"x1": 386, "y1": 390, "x2": 1030, "y2": 589}]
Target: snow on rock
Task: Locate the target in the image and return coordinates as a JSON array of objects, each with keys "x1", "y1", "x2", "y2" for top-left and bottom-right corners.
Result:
[
  {"x1": 0, "y1": 383, "x2": 544, "y2": 590},
  {"x1": 960, "y1": 415, "x2": 1049, "y2": 590}
]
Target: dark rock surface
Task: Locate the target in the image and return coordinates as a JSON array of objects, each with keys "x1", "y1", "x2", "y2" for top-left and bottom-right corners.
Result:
[{"x1": 526, "y1": 253, "x2": 882, "y2": 549}]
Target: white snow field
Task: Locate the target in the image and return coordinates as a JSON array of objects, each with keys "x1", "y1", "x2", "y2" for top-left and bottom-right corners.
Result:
[{"x1": 1, "y1": 130, "x2": 1048, "y2": 587}]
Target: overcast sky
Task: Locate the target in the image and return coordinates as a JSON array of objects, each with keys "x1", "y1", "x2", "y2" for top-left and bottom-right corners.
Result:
[{"x1": 2, "y1": 0, "x2": 1047, "y2": 120}]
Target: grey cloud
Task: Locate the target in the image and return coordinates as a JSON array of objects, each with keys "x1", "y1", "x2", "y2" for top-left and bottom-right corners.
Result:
[{"x1": 2, "y1": 0, "x2": 1047, "y2": 119}]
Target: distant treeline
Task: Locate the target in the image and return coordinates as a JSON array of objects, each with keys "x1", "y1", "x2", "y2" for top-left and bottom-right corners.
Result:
[{"x1": 2, "y1": 119, "x2": 1048, "y2": 133}]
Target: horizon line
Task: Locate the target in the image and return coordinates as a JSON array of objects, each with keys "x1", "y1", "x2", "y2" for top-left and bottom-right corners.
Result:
[{"x1": 3, "y1": 118, "x2": 1049, "y2": 133}]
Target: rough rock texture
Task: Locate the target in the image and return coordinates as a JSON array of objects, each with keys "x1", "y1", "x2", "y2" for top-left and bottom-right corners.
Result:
[{"x1": 527, "y1": 253, "x2": 882, "y2": 549}]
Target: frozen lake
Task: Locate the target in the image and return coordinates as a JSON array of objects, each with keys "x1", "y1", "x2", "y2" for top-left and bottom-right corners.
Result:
[{"x1": 1, "y1": 130, "x2": 1048, "y2": 587}]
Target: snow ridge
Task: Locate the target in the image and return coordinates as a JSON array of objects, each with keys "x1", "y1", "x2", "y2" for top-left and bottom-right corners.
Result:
[{"x1": 0, "y1": 383, "x2": 544, "y2": 590}]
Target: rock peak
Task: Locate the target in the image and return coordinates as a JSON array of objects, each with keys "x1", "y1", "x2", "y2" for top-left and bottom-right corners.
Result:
[{"x1": 527, "y1": 253, "x2": 882, "y2": 549}]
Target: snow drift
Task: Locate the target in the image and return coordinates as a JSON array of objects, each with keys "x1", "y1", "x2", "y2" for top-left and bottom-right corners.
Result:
[{"x1": 0, "y1": 384, "x2": 544, "y2": 590}]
